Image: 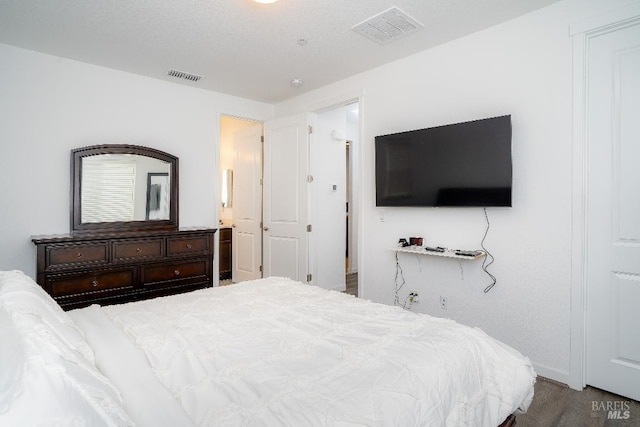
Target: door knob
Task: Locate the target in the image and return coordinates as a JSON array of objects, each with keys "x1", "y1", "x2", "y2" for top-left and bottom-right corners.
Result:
[{"x1": 263, "y1": 226, "x2": 270, "y2": 231}]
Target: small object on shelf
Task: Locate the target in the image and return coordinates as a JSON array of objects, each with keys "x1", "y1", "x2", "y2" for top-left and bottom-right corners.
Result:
[
  {"x1": 398, "y1": 238, "x2": 409, "y2": 247},
  {"x1": 409, "y1": 237, "x2": 423, "y2": 246},
  {"x1": 425, "y1": 246, "x2": 445, "y2": 253},
  {"x1": 454, "y1": 249, "x2": 483, "y2": 257}
]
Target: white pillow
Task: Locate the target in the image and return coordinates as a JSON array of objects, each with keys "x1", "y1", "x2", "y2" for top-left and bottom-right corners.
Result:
[
  {"x1": 0, "y1": 270, "x2": 95, "y2": 363},
  {"x1": 0, "y1": 270, "x2": 134, "y2": 426}
]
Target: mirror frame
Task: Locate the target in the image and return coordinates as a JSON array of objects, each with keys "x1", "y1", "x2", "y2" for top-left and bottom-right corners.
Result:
[{"x1": 71, "y1": 144, "x2": 179, "y2": 235}]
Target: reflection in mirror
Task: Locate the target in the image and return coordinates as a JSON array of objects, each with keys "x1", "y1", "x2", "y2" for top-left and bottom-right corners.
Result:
[
  {"x1": 81, "y1": 154, "x2": 171, "y2": 223},
  {"x1": 145, "y1": 172, "x2": 170, "y2": 220},
  {"x1": 221, "y1": 169, "x2": 233, "y2": 208}
]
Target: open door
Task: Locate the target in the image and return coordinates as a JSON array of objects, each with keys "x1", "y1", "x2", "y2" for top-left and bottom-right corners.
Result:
[
  {"x1": 309, "y1": 106, "x2": 348, "y2": 291},
  {"x1": 262, "y1": 113, "x2": 315, "y2": 283},
  {"x1": 585, "y1": 19, "x2": 640, "y2": 401},
  {"x1": 232, "y1": 124, "x2": 263, "y2": 282}
]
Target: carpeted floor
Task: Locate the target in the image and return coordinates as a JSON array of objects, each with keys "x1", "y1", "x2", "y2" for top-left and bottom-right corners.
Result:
[{"x1": 517, "y1": 377, "x2": 639, "y2": 426}]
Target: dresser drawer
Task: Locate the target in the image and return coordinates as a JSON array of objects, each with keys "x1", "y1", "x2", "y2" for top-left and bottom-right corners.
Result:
[
  {"x1": 46, "y1": 242, "x2": 108, "y2": 270},
  {"x1": 167, "y1": 235, "x2": 210, "y2": 257},
  {"x1": 141, "y1": 259, "x2": 209, "y2": 286},
  {"x1": 112, "y1": 238, "x2": 164, "y2": 262},
  {"x1": 46, "y1": 268, "x2": 135, "y2": 297}
]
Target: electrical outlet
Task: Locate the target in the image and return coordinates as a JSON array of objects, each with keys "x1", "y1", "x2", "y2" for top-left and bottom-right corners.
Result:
[
  {"x1": 409, "y1": 292, "x2": 419, "y2": 304},
  {"x1": 440, "y1": 296, "x2": 448, "y2": 310}
]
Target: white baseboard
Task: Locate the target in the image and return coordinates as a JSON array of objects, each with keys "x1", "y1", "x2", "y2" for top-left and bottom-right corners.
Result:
[{"x1": 532, "y1": 363, "x2": 582, "y2": 391}]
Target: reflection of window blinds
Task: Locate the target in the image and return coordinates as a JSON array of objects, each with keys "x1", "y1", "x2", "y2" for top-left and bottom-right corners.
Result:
[{"x1": 81, "y1": 158, "x2": 136, "y2": 223}]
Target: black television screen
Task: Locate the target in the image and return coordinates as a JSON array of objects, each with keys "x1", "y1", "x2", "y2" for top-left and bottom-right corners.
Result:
[{"x1": 375, "y1": 115, "x2": 512, "y2": 207}]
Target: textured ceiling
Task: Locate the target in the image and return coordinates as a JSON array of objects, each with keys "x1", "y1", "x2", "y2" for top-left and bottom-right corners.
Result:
[{"x1": 0, "y1": 0, "x2": 561, "y2": 103}]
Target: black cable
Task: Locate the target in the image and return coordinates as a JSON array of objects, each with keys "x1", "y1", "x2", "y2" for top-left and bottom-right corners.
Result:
[
  {"x1": 481, "y1": 207, "x2": 497, "y2": 293},
  {"x1": 394, "y1": 251, "x2": 407, "y2": 307},
  {"x1": 403, "y1": 295, "x2": 413, "y2": 310}
]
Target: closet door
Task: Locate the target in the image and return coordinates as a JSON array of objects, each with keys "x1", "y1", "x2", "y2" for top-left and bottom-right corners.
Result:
[{"x1": 585, "y1": 19, "x2": 640, "y2": 401}]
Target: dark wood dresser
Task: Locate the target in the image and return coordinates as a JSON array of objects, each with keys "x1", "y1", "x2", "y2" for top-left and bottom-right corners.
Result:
[{"x1": 32, "y1": 228, "x2": 216, "y2": 310}]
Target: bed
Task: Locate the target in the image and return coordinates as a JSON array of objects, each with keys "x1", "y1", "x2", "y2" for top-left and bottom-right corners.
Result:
[{"x1": 0, "y1": 270, "x2": 535, "y2": 426}]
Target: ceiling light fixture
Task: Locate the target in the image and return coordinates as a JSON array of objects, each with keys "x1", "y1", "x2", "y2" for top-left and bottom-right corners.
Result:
[
  {"x1": 290, "y1": 78, "x2": 303, "y2": 87},
  {"x1": 253, "y1": 0, "x2": 279, "y2": 4}
]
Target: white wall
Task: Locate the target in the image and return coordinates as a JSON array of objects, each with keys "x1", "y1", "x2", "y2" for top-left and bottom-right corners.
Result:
[
  {"x1": 0, "y1": 43, "x2": 273, "y2": 277},
  {"x1": 274, "y1": 0, "x2": 633, "y2": 386}
]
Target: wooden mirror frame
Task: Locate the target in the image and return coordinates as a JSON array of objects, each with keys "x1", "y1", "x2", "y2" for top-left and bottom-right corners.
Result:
[{"x1": 71, "y1": 144, "x2": 179, "y2": 235}]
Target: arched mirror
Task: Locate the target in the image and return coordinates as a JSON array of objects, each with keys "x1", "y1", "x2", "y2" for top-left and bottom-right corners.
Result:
[{"x1": 71, "y1": 145, "x2": 178, "y2": 235}]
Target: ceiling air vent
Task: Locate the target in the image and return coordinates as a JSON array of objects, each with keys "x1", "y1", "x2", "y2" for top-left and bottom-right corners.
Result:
[
  {"x1": 351, "y1": 7, "x2": 424, "y2": 45},
  {"x1": 167, "y1": 69, "x2": 203, "y2": 82}
]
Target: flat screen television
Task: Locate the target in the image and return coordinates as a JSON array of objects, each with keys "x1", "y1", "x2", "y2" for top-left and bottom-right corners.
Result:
[{"x1": 375, "y1": 115, "x2": 512, "y2": 207}]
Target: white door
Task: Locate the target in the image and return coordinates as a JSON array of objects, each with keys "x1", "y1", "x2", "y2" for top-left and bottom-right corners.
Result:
[
  {"x1": 585, "y1": 20, "x2": 640, "y2": 401},
  {"x1": 232, "y1": 124, "x2": 263, "y2": 282},
  {"x1": 310, "y1": 106, "x2": 347, "y2": 291},
  {"x1": 262, "y1": 113, "x2": 314, "y2": 282}
]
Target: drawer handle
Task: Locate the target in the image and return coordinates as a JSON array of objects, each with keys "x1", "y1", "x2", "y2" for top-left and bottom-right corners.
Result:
[
  {"x1": 136, "y1": 247, "x2": 143, "y2": 253},
  {"x1": 174, "y1": 269, "x2": 181, "y2": 276},
  {"x1": 76, "y1": 252, "x2": 83, "y2": 258},
  {"x1": 91, "y1": 279, "x2": 99, "y2": 287},
  {"x1": 185, "y1": 243, "x2": 192, "y2": 249}
]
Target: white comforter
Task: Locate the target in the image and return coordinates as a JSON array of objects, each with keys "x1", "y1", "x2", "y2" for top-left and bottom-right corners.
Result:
[{"x1": 70, "y1": 277, "x2": 535, "y2": 427}]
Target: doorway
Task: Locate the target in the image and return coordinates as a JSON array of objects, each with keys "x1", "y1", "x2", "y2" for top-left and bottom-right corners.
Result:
[
  {"x1": 219, "y1": 102, "x2": 360, "y2": 293},
  {"x1": 345, "y1": 139, "x2": 358, "y2": 297},
  {"x1": 219, "y1": 115, "x2": 263, "y2": 285},
  {"x1": 309, "y1": 102, "x2": 359, "y2": 292}
]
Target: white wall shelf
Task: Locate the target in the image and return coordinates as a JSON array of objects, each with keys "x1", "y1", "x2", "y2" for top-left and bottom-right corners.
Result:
[{"x1": 391, "y1": 246, "x2": 486, "y2": 260}]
